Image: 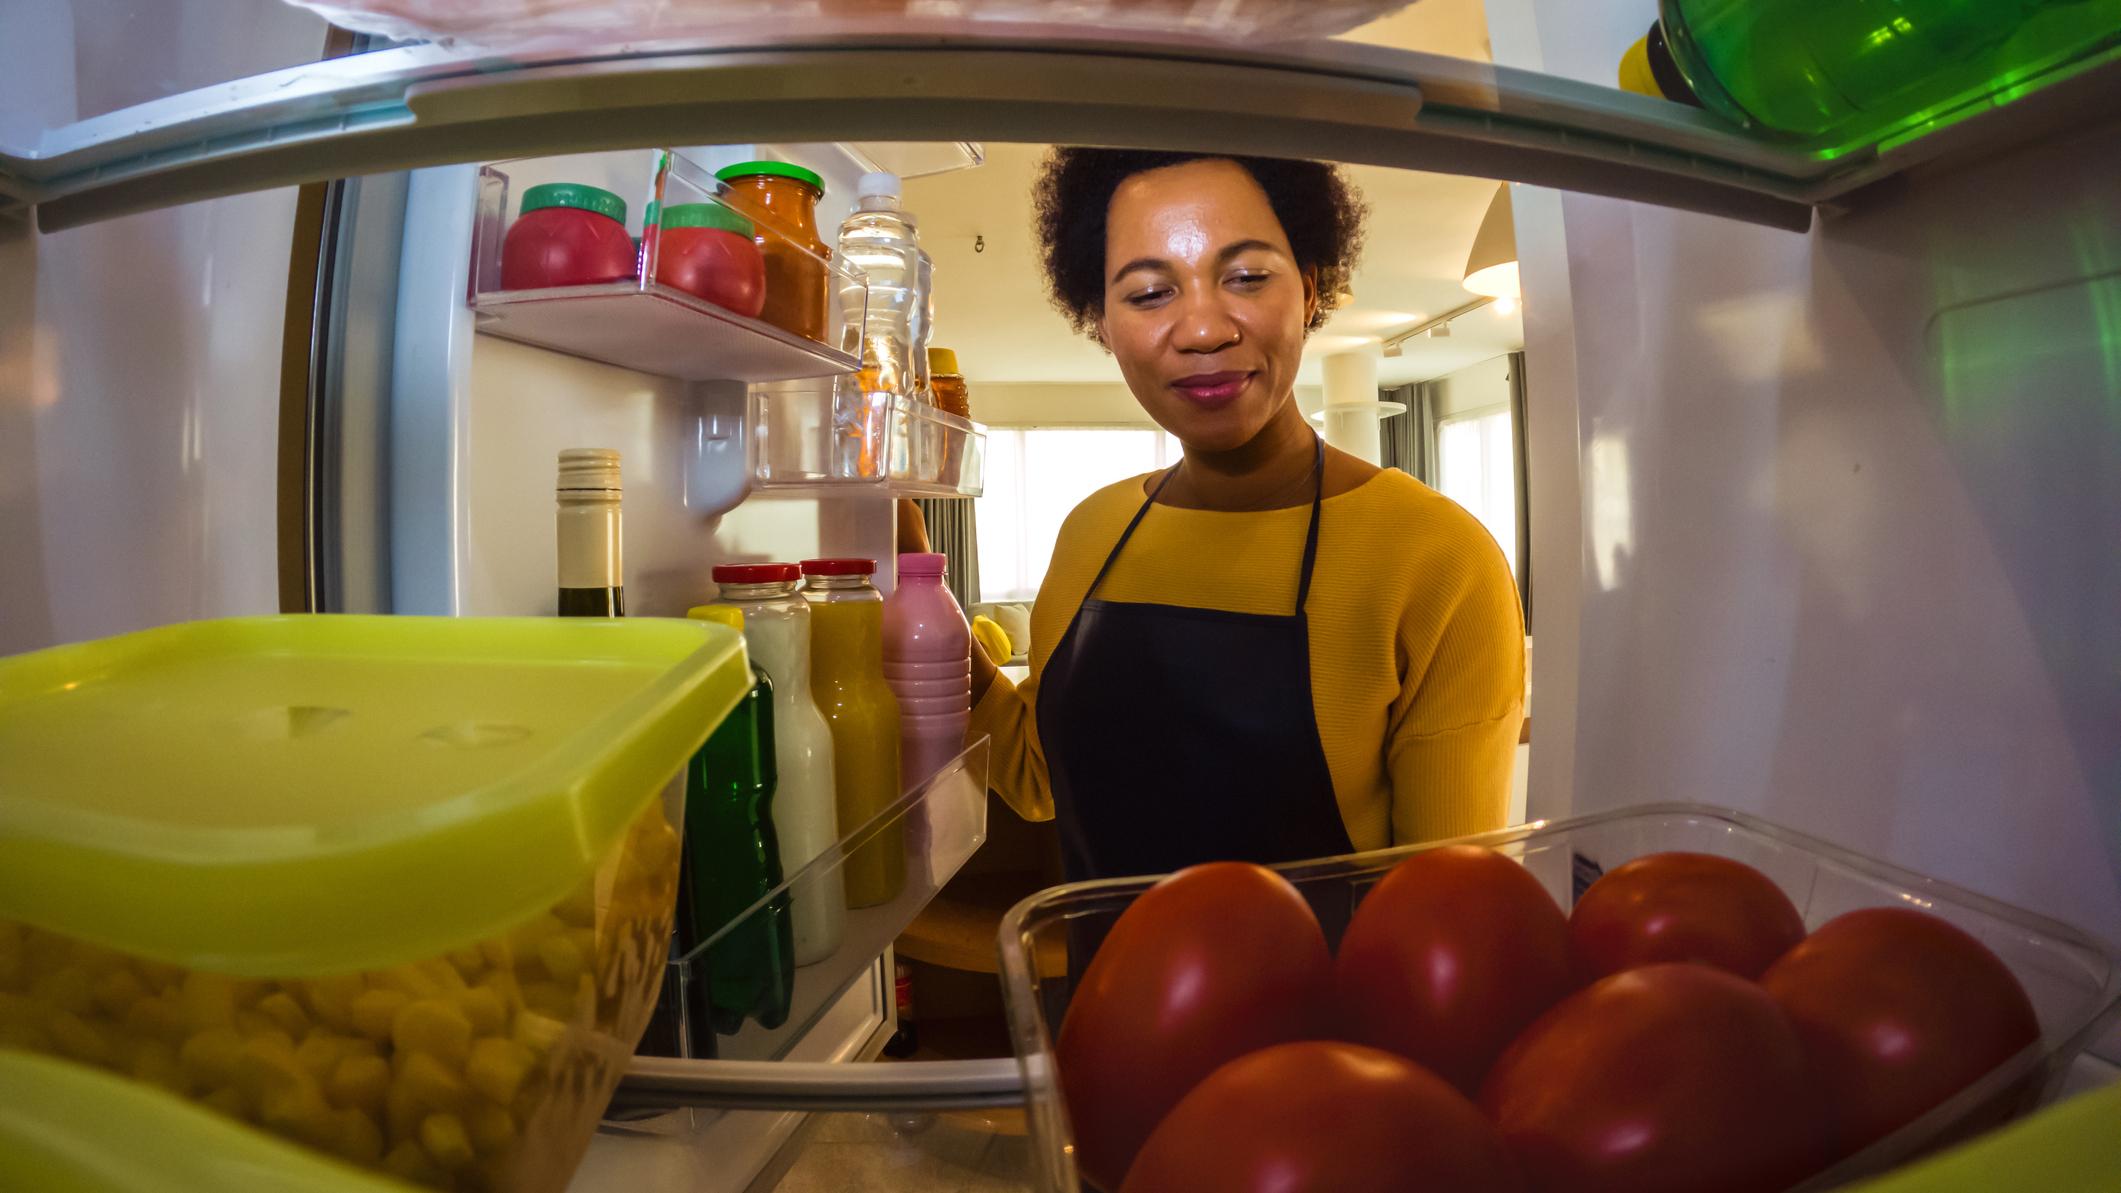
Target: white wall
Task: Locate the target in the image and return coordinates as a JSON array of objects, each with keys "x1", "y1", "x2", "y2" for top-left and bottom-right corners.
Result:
[
  {"x1": 0, "y1": 0, "x2": 326, "y2": 655},
  {"x1": 1432, "y1": 353, "x2": 1515, "y2": 419},
  {"x1": 1495, "y1": 0, "x2": 2121, "y2": 951}
]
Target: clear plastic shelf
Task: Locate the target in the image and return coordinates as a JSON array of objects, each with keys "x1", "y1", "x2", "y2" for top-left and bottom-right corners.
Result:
[
  {"x1": 469, "y1": 151, "x2": 866, "y2": 383},
  {"x1": 668, "y1": 738, "x2": 991, "y2": 1063},
  {"x1": 752, "y1": 385, "x2": 987, "y2": 498}
]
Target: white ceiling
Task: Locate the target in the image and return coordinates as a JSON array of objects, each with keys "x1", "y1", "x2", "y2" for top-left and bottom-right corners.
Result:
[{"x1": 899, "y1": 0, "x2": 1523, "y2": 392}]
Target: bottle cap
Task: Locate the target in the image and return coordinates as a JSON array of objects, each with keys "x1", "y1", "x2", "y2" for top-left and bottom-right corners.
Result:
[
  {"x1": 898, "y1": 553, "x2": 948, "y2": 578},
  {"x1": 1619, "y1": 22, "x2": 1702, "y2": 107},
  {"x1": 715, "y1": 160, "x2": 826, "y2": 194},
  {"x1": 686, "y1": 605, "x2": 744, "y2": 631},
  {"x1": 520, "y1": 183, "x2": 627, "y2": 225},
  {"x1": 856, "y1": 171, "x2": 903, "y2": 208},
  {"x1": 927, "y1": 347, "x2": 961, "y2": 376},
  {"x1": 713, "y1": 563, "x2": 801, "y2": 584},
  {"x1": 800, "y1": 558, "x2": 877, "y2": 577},
  {"x1": 557, "y1": 448, "x2": 622, "y2": 492},
  {"x1": 662, "y1": 203, "x2": 754, "y2": 236}
]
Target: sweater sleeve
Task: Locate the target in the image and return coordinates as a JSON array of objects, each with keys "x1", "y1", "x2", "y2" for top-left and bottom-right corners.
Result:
[
  {"x1": 1386, "y1": 527, "x2": 1526, "y2": 846},
  {"x1": 968, "y1": 664, "x2": 1055, "y2": 823}
]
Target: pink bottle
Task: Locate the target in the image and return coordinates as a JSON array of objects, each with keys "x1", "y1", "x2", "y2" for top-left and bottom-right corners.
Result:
[{"x1": 883, "y1": 553, "x2": 972, "y2": 792}]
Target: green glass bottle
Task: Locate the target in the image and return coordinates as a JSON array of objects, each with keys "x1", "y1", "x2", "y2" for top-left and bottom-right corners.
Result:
[
  {"x1": 683, "y1": 610, "x2": 796, "y2": 1037},
  {"x1": 1630, "y1": 0, "x2": 2121, "y2": 156}
]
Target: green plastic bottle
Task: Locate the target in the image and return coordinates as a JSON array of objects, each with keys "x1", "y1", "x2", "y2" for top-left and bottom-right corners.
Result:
[
  {"x1": 1626, "y1": 0, "x2": 2121, "y2": 155},
  {"x1": 682, "y1": 611, "x2": 796, "y2": 1037}
]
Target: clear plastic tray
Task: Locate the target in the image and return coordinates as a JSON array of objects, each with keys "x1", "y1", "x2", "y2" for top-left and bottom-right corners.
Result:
[
  {"x1": 470, "y1": 151, "x2": 866, "y2": 382},
  {"x1": 286, "y1": 0, "x2": 1418, "y2": 48},
  {"x1": 657, "y1": 739, "x2": 991, "y2": 1065},
  {"x1": 997, "y1": 804, "x2": 2121, "y2": 1193},
  {"x1": 751, "y1": 385, "x2": 987, "y2": 497}
]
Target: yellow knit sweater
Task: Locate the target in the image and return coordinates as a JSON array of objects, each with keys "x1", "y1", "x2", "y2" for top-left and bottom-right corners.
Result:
[{"x1": 970, "y1": 467, "x2": 1526, "y2": 853}]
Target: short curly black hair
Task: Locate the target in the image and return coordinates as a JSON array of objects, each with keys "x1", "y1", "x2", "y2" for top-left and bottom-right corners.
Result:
[{"x1": 1033, "y1": 148, "x2": 1367, "y2": 338}]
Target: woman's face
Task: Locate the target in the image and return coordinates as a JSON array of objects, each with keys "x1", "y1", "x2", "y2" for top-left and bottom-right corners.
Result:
[{"x1": 1098, "y1": 159, "x2": 1318, "y2": 454}]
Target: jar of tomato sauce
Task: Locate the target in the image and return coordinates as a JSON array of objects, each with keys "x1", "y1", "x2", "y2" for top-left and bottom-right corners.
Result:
[
  {"x1": 653, "y1": 203, "x2": 767, "y2": 319},
  {"x1": 501, "y1": 183, "x2": 637, "y2": 289},
  {"x1": 715, "y1": 161, "x2": 831, "y2": 343}
]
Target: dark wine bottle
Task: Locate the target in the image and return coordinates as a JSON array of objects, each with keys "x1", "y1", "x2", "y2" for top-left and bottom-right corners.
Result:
[{"x1": 556, "y1": 448, "x2": 624, "y2": 617}]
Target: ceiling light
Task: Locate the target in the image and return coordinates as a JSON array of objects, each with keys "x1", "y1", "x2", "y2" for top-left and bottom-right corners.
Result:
[
  {"x1": 1463, "y1": 184, "x2": 1520, "y2": 301},
  {"x1": 1494, "y1": 295, "x2": 1519, "y2": 316}
]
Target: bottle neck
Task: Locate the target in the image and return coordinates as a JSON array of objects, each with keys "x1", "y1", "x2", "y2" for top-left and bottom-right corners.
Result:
[
  {"x1": 804, "y1": 574, "x2": 877, "y2": 595},
  {"x1": 557, "y1": 492, "x2": 622, "y2": 590}
]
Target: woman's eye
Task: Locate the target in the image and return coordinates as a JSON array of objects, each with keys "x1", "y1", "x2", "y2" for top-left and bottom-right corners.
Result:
[
  {"x1": 1230, "y1": 273, "x2": 1271, "y2": 289},
  {"x1": 1125, "y1": 288, "x2": 1172, "y2": 308}
]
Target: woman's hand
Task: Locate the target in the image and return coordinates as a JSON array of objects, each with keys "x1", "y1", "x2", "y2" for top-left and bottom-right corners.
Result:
[{"x1": 895, "y1": 499, "x2": 932, "y2": 554}]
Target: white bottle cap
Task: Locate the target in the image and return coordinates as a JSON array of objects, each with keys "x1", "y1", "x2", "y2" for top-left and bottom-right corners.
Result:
[
  {"x1": 557, "y1": 448, "x2": 622, "y2": 492},
  {"x1": 857, "y1": 171, "x2": 903, "y2": 208}
]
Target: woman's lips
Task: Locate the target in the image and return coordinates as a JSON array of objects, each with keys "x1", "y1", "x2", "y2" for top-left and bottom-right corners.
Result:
[{"x1": 1170, "y1": 371, "x2": 1254, "y2": 409}]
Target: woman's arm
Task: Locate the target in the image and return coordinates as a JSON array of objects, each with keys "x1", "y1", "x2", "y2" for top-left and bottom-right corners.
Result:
[
  {"x1": 1387, "y1": 545, "x2": 1527, "y2": 844},
  {"x1": 968, "y1": 642, "x2": 1055, "y2": 822}
]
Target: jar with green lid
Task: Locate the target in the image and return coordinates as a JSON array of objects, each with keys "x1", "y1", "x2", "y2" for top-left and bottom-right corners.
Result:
[
  {"x1": 651, "y1": 202, "x2": 766, "y2": 318},
  {"x1": 715, "y1": 161, "x2": 832, "y2": 342},
  {"x1": 500, "y1": 182, "x2": 637, "y2": 289}
]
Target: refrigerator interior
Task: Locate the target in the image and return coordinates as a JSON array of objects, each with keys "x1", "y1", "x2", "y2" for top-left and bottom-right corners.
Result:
[{"x1": 4, "y1": 0, "x2": 2121, "y2": 1189}]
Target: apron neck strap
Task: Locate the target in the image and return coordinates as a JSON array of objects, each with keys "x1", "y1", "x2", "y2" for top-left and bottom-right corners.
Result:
[{"x1": 1087, "y1": 436, "x2": 1328, "y2": 611}]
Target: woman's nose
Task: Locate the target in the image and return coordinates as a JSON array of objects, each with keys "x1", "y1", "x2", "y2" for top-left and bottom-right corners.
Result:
[{"x1": 1172, "y1": 291, "x2": 1243, "y2": 354}]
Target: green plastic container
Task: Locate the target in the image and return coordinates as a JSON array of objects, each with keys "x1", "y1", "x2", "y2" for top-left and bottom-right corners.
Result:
[
  {"x1": 1642, "y1": 0, "x2": 2121, "y2": 156},
  {"x1": 0, "y1": 614, "x2": 751, "y2": 1193}
]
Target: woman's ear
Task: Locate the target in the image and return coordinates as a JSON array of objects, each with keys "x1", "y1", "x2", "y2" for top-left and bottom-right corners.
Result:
[
  {"x1": 1091, "y1": 316, "x2": 1112, "y2": 354},
  {"x1": 1302, "y1": 267, "x2": 1321, "y2": 327}
]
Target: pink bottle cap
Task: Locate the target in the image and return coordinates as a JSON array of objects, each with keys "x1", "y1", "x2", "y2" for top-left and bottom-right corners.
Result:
[{"x1": 898, "y1": 553, "x2": 948, "y2": 577}]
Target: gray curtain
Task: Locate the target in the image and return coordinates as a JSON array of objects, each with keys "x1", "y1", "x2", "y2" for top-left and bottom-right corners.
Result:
[
  {"x1": 917, "y1": 497, "x2": 980, "y2": 612},
  {"x1": 1507, "y1": 351, "x2": 1532, "y2": 626},
  {"x1": 1379, "y1": 381, "x2": 1441, "y2": 486}
]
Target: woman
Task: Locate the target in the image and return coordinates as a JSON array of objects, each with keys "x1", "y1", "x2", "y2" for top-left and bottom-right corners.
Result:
[{"x1": 971, "y1": 149, "x2": 1525, "y2": 882}]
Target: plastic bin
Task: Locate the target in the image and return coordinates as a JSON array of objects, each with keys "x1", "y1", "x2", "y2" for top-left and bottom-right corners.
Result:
[
  {"x1": 0, "y1": 615, "x2": 753, "y2": 1193},
  {"x1": 997, "y1": 803, "x2": 2121, "y2": 1193}
]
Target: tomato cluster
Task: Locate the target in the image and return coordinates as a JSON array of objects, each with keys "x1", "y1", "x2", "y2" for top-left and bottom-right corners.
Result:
[{"x1": 1054, "y1": 849, "x2": 2042, "y2": 1193}]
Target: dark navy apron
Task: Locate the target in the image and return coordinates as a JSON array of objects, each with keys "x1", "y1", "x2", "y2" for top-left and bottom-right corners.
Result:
[{"x1": 1036, "y1": 436, "x2": 1356, "y2": 883}]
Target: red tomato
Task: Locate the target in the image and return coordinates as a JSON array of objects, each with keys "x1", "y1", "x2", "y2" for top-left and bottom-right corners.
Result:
[
  {"x1": 1057, "y1": 862, "x2": 1332, "y2": 1191},
  {"x1": 1760, "y1": 907, "x2": 2040, "y2": 1161},
  {"x1": 1480, "y1": 962, "x2": 1827, "y2": 1193},
  {"x1": 1568, "y1": 851, "x2": 1806, "y2": 981},
  {"x1": 1333, "y1": 844, "x2": 1574, "y2": 1093},
  {"x1": 1118, "y1": 1041, "x2": 1523, "y2": 1193}
]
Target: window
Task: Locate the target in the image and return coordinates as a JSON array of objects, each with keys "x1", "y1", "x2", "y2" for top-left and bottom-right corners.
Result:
[
  {"x1": 977, "y1": 427, "x2": 1183, "y2": 602},
  {"x1": 1436, "y1": 407, "x2": 1519, "y2": 580}
]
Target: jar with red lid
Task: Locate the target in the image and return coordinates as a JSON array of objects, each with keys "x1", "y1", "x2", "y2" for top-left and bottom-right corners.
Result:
[
  {"x1": 501, "y1": 183, "x2": 638, "y2": 289},
  {"x1": 653, "y1": 203, "x2": 767, "y2": 319},
  {"x1": 715, "y1": 161, "x2": 832, "y2": 343}
]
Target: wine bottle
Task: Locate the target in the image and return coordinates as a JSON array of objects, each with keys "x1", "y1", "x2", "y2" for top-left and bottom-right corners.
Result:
[{"x1": 556, "y1": 448, "x2": 624, "y2": 616}]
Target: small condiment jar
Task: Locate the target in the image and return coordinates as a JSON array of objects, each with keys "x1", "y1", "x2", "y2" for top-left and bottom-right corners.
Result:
[
  {"x1": 654, "y1": 202, "x2": 767, "y2": 318},
  {"x1": 715, "y1": 161, "x2": 832, "y2": 342},
  {"x1": 501, "y1": 183, "x2": 636, "y2": 289}
]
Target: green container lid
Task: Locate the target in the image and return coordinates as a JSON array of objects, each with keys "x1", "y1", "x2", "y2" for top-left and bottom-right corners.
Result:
[
  {"x1": 663, "y1": 202, "x2": 755, "y2": 236},
  {"x1": 519, "y1": 182, "x2": 628, "y2": 225},
  {"x1": 714, "y1": 160, "x2": 826, "y2": 194}
]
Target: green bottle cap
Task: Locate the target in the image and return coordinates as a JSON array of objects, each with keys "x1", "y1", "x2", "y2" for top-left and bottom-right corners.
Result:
[
  {"x1": 714, "y1": 160, "x2": 826, "y2": 194},
  {"x1": 662, "y1": 203, "x2": 755, "y2": 236},
  {"x1": 519, "y1": 182, "x2": 628, "y2": 225}
]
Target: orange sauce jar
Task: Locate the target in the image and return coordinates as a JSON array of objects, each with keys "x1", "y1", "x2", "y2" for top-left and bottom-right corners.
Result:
[{"x1": 715, "y1": 161, "x2": 832, "y2": 343}]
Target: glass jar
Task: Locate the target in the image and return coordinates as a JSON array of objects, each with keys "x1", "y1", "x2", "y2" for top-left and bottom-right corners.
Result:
[
  {"x1": 715, "y1": 161, "x2": 832, "y2": 342},
  {"x1": 800, "y1": 558, "x2": 906, "y2": 908}
]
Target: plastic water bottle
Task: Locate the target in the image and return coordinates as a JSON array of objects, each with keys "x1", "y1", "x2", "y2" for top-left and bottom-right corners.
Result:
[
  {"x1": 837, "y1": 172, "x2": 934, "y2": 401},
  {"x1": 882, "y1": 553, "x2": 972, "y2": 795},
  {"x1": 1628, "y1": 0, "x2": 2121, "y2": 154}
]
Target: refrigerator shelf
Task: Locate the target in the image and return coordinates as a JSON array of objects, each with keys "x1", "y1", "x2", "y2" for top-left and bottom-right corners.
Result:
[
  {"x1": 469, "y1": 154, "x2": 868, "y2": 385},
  {"x1": 472, "y1": 283, "x2": 860, "y2": 383},
  {"x1": 660, "y1": 737, "x2": 994, "y2": 1067},
  {"x1": 751, "y1": 388, "x2": 987, "y2": 498}
]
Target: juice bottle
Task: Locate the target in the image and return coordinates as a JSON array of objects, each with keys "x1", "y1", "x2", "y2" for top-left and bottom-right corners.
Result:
[
  {"x1": 883, "y1": 553, "x2": 972, "y2": 795},
  {"x1": 707, "y1": 566, "x2": 846, "y2": 966},
  {"x1": 1628, "y1": 0, "x2": 2121, "y2": 155},
  {"x1": 801, "y1": 558, "x2": 907, "y2": 908},
  {"x1": 682, "y1": 606, "x2": 794, "y2": 1034}
]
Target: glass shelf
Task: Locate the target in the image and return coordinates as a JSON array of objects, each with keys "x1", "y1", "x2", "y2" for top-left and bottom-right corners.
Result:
[
  {"x1": 752, "y1": 387, "x2": 987, "y2": 499},
  {"x1": 469, "y1": 153, "x2": 866, "y2": 384}
]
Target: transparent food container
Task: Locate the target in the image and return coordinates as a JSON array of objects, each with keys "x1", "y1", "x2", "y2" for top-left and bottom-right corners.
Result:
[
  {"x1": 0, "y1": 615, "x2": 753, "y2": 1193},
  {"x1": 997, "y1": 804, "x2": 2121, "y2": 1193},
  {"x1": 470, "y1": 151, "x2": 867, "y2": 381},
  {"x1": 751, "y1": 384, "x2": 987, "y2": 496}
]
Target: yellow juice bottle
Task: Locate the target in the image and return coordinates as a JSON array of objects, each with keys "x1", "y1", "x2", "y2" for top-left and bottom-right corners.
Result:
[{"x1": 800, "y1": 558, "x2": 906, "y2": 908}]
